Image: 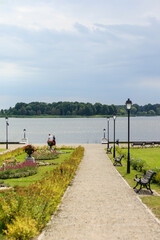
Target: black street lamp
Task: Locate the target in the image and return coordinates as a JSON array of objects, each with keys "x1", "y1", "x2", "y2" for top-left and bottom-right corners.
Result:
[
  {"x1": 113, "y1": 115, "x2": 116, "y2": 158},
  {"x1": 103, "y1": 128, "x2": 106, "y2": 138},
  {"x1": 126, "y1": 98, "x2": 132, "y2": 174},
  {"x1": 5, "y1": 117, "x2": 9, "y2": 149},
  {"x1": 107, "y1": 117, "x2": 110, "y2": 149}
]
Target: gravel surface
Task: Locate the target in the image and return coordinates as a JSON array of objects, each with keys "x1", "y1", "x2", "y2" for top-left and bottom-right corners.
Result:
[{"x1": 37, "y1": 144, "x2": 159, "y2": 239}]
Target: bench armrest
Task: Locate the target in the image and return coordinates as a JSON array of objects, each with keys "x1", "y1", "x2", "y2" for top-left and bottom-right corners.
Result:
[{"x1": 135, "y1": 173, "x2": 144, "y2": 178}]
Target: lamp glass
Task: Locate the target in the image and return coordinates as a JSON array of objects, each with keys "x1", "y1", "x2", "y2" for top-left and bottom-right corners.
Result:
[
  {"x1": 126, "y1": 98, "x2": 132, "y2": 110},
  {"x1": 113, "y1": 115, "x2": 116, "y2": 120}
]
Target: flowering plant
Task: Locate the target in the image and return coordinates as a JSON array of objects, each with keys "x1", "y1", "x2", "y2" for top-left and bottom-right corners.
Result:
[
  {"x1": 24, "y1": 145, "x2": 35, "y2": 155},
  {"x1": 0, "y1": 161, "x2": 37, "y2": 171},
  {"x1": 47, "y1": 140, "x2": 54, "y2": 146}
]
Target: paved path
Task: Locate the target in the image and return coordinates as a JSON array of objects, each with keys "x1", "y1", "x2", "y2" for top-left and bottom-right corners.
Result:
[{"x1": 38, "y1": 144, "x2": 160, "y2": 240}]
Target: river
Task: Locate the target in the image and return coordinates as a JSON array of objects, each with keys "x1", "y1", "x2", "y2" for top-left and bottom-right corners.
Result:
[{"x1": 0, "y1": 116, "x2": 160, "y2": 144}]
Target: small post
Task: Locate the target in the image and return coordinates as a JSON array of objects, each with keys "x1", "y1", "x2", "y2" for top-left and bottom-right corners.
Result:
[
  {"x1": 23, "y1": 129, "x2": 26, "y2": 138},
  {"x1": 5, "y1": 117, "x2": 9, "y2": 149},
  {"x1": 113, "y1": 115, "x2": 116, "y2": 158},
  {"x1": 107, "y1": 117, "x2": 110, "y2": 149},
  {"x1": 103, "y1": 128, "x2": 106, "y2": 138}
]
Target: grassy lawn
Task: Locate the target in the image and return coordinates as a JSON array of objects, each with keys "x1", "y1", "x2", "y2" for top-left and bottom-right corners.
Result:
[
  {"x1": 108, "y1": 147, "x2": 160, "y2": 220},
  {"x1": 1, "y1": 149, "x2": 74, "y2": 187},
  {"x1": 121, "y1": 147, "x2": 160, "y2": 168},
  {"x1": 0, "y1": 149, "x2": 6, "y2": 153}
]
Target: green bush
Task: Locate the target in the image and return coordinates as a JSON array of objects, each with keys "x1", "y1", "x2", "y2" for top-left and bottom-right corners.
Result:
[
  {"x1": 130, "y1": 158, "x2": 149, "y2": 173},
  {"x1": 4, "y1": 215, "x2": 38, "y2": 240},
  {"x1": 155, "y1": 172, "x2": 160, "y2": 184},
  {"x1": 151, "y1": 167, "x2": 160, "y2": 183}
]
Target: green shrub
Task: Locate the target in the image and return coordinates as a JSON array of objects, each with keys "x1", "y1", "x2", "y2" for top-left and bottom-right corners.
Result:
[
  {"x1": 130, "y1": 158, "x2": 149, "y2": 173},
  {"x1": 155, "y1": 172, "x2": 160, "y2": 184},
  {"x1": 151, "y1": 167, "x2": 160, "y2": 183},
  {"x1": 4, "y1": 215, "x2": 38, "y2": 240}
]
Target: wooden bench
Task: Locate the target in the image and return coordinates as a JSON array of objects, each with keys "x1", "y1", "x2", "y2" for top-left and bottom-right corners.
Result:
[
  {"x1": 107, "y1": 147, "x2": 112, "y2": 154},
  {"x1": 113, "y1": 154, "x2": 124, "y2": 166},
  {"x1": 133, "y1": 170, "x2": 156, "y2": 194}
]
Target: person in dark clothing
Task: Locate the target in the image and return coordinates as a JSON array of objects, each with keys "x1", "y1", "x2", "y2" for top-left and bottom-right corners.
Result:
[{"x1": 53, "y1": 135, "x2": 56, "y2": 146}]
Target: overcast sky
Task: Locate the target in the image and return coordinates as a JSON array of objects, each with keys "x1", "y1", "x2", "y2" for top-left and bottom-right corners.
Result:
[{"x1": 0, "y1": 0, "x2": 160, "y2": 109}]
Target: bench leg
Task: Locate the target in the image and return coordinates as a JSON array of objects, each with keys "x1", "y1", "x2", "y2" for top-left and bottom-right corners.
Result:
[
  {"x1": 136, "y1": 184, "x2": 142, "y2": 193},
  {"x1": 133, "y1": 182, "x2": 139, "y2": 189},
  {"x1": 134, "y1": 183, "x2": 153, "y2": 194},
  {"x1": 146, "y1": 184, "x2": 153, "y2": 194},
  {"x1": 113, "y1": 160, "x2": 122, "y2": 166}
]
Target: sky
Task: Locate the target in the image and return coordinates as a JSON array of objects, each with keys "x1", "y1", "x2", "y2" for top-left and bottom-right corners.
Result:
[{"x1": 0, "y1": 0, "x2": 160, "y2": 109}]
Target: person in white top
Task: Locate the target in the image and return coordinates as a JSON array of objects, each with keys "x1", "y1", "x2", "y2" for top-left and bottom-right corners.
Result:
[{"x1": 48, "y1": 134, "x2": 53, "y2": 141}]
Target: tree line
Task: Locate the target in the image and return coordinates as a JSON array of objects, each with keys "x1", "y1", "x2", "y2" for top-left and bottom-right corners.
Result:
[{"x1": 0, "y1": 101, "x2": 160, "y2": 117}]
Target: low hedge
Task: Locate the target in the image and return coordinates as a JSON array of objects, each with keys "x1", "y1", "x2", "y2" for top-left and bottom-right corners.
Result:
[{"x1": 0, "y1": 169, "x2": 38, "y2": 179}]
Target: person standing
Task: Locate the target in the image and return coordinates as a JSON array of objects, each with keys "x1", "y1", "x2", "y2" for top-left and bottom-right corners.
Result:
[
  {"x1": 48, "y1": 134, "x2": 53, "y2": 141},
  {"x1": 53, "y1": 134, "x2": 56, "y2": 146}
]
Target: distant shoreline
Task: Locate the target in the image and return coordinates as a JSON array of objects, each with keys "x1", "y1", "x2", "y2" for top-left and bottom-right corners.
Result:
[{"x1": 0, "y1": 115, "x2": 159, "y2": 118}]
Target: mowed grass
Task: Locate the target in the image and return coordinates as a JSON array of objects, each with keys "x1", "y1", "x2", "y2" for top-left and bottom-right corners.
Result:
[
  {"x1": 0, "y1": 149, "x2": 6, "y2": 153},
  {"x1": 1, "y1": 150, "x2": 74, "y2": 187},
  {"x1": 108, "y1": 147, "x2": 160, "y2": 220},
  {"x1": 121, "y1": 147, "x2": 160, "y2": 168}
]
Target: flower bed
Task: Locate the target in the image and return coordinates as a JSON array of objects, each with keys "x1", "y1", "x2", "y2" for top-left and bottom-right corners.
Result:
[
  {"x1": 0, "y1": 146, "x2": 84, "y2": 239},
  {"x1": 0, "y1": 161, "x2": 38, "y2": 179},
  {"x1": 32, "y1": 149, "x2": 60, "y2": 160}
]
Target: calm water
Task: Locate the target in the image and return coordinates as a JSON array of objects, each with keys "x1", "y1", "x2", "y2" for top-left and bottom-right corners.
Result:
[{"x1": 0, "y1": 117, "x2": 160, "y2": 144}]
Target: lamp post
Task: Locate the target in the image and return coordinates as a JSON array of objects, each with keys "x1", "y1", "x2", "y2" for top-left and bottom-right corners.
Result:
[
  {"x1": 126, "y1": 98, "x2": 132, "y2": 174},
  {"x1": 5, "y1": 117, "x2": 9, "y2": 149},
  {"x1": 113, "y1": 115, "x2": 116, "y2": 158},
  {"x1": 103, "y1": 128, "x2": 106, "y2": 138},
  {"x1": 107, "y1": 117, "x2": 110, "y2": 149}
]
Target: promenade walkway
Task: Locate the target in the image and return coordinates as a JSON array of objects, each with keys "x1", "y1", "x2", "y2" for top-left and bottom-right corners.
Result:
[{"x1": 38, "y1": 144, "x2": 160, "y2": 240}]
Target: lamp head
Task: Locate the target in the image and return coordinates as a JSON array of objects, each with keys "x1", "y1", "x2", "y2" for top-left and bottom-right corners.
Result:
[
  {"x1": 126, "y1": 98, "x2": 132, "y2": 110},
  {"x1": 113, "y1": 115, "x2": 116, "y2": 120}
]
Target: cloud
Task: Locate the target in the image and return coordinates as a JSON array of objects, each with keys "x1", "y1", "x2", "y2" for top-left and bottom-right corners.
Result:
[
  {"x1": 0, "y1": 0, "x2": 160, "y2": 107},
  {"x1": 0, "y1": 62, "x2": 22, "y2": 78},
  {"x1": 137, "y1": 78, "x2": 160, "y2": 88}
]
